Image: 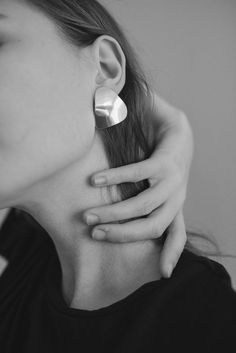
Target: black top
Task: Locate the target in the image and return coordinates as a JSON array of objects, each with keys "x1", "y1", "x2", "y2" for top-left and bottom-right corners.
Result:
[{"x1": 0, "y1": 209, "x2": 236, "y2": 353}]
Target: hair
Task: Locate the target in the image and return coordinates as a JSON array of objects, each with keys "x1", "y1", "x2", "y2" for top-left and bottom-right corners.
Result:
[{"x1": 15, "y1": 0, "x2": 232, "y2": 260}]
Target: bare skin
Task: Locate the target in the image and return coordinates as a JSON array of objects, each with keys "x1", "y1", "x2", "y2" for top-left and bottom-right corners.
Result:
[
  {"x1": 0, "y1": 0, "x2": 195, "y2": 309},
  {"x1": 0, "y1": 1, "x2": 165, "y2": 310}
]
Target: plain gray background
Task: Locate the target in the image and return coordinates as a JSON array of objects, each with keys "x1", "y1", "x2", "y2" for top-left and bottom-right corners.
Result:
[{"x1": 102, "y1": 0, "x2": 236, "y2": 288}]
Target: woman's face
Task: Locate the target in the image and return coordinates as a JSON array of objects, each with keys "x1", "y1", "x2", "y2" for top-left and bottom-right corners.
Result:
[{"x1": 0, "y1": 0, "x2": 96, "y2": 208}]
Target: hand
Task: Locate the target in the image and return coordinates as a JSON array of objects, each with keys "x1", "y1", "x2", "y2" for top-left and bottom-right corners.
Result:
[{"x1": 83, "y1": 93, "x2": 194, "y2": 278}]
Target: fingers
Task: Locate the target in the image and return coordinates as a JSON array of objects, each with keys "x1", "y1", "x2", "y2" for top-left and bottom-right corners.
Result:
[
  {"x1": 84, "y1": 178, "x2": 178, "y2": 225},
  {"x1": 91, "y1": 159, "x2": 155, "y2": 186},
  {"x1": 91, "y1": 191, "x2": 184, "y2": 242},
  {"x1": 159, "y1": 211, "x2": 187, "y2": 278}
]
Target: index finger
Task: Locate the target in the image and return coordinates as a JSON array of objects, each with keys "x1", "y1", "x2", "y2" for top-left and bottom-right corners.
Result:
[{"x1": 91, "y1": 159, "x2": 156, "y2": 186}]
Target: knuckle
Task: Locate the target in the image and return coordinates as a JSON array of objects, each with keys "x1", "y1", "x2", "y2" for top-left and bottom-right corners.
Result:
[
  {"x1": 107, "y1": 168, "x2": 121, "y2": 184},
  {"x1": 158, "y1": 156, "x2": 171, "y2": 172},
  {"x1": 106, "y1": 208, "x2": 119, "y2": 221},
  {"x1": 172, "y1": 167, "x2": 183, "y2": 186},
  {"x1": 164, "y1": 164, "x2": 183, "y2": 187},
  {"x1": 110, "y1": 225, "x2": 130, "y2": 243},
  {"x1": 117, "y1": 171, "x2": 127, "y2": 184},
  {"x1": 168, "y1": 155, "x2": 181, "y2": 171},
  {"x1": 176, "y1": 109, "x2": 187, "y2": 121},
  {"x1": 150, "y1": 221, "x2": 163, "y2": 238},
  {"x1": 141, "y1": 199, "x2": 154, "y2": 215},
  {"x1": 119, "y1": 232, "x2": 131, "y2": 243},
  {"x1": 116, "y1": 234, "x2": 126, "y2": 243},
  {"x1": 133, "y1": 166, "x2": 142, "y2": 181},
  {"x1": 162, "y1": 158, "x2": 181, "y2": 180}
]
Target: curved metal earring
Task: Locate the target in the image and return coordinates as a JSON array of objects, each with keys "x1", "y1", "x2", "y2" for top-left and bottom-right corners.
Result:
[{"x1": 94, "y1": 86, "x2": 128, "y2": 129}]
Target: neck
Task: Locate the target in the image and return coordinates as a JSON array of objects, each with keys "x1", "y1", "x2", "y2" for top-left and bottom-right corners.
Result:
[{"x1": 16, "y1": 132, "x2": 162, "y2": 310}]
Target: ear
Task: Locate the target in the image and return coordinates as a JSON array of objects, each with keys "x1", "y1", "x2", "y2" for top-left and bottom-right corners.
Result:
[{"x1": 91, "y1": 35, "x2": 126, "y2": 94}]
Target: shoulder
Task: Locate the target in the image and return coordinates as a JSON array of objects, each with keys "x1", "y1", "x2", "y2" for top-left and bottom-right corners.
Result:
[
  {"x1": 171, "y1": 249, "x2": 236, "y2": 319},
  {"x1": 177, "y1": 248, "x2": 233, "y2": 279},
  {"x1": 131, "y1": 249, "x2": 236, "y2": 350},
  {"x1": 0, "y1": 208, "x2": 55, "y2": 283},
  {"x1": 0, "y1": 210, "x2": 57, "y2": 327},
  {"x1": 175, "y1": 249, "x2": 235, "y2": 292},
  {"x1": 179, "y1": 249, "x2": 234, "y2": 286},
  {"x1": 154, "y1": 250, "x2": 236, "y2": 348}
]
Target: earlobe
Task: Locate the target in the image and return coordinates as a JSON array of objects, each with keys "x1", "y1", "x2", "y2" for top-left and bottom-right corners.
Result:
[{"x1": 92, "y1": 35, "x2": 126, "y2": 94}]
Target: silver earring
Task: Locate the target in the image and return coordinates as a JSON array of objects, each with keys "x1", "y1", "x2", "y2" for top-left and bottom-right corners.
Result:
[{"x1": 94, "y1": 86, "x2": 128, "y2": 129}]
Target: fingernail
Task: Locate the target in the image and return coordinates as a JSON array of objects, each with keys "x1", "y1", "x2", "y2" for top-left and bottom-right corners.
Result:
[
  {"x1": 165, "y1": 265, "x2": 173, "y2": 278},
  {"x1": 93, "y1": 176, "x2": 107, "y2": 185},
  {"x1": 85, "y1": 214, "x2": 99, "y2": 225},
  {"x1": 92, "y1": 229, "x2": 106, "y2": 240}
]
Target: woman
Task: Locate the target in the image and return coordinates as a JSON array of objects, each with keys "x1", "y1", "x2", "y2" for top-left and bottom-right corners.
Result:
[{"x1": 0, "y1": 1, "x2": 235, "y2": 353}]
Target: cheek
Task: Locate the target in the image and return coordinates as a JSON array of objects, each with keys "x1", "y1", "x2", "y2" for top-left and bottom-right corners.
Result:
[
  {"x1": 0, "y1": 48, "x2": 92, "y2": 142},
  {"x1": 0, "y1": 52, "x2": 95, "y2": 207}
]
